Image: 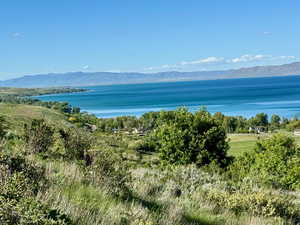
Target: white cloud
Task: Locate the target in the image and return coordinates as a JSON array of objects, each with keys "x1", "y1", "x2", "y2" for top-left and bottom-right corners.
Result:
[
  {"x1": 229, "y1": 54, "x2": 297, "y2": 63},
  {"x1": 143, "y1": 54, "x2": 298, "y2": 72},
  {"x1": 82, "y1": 65, "x2": 90, "y2": 70},
  {"x1": 277, "y1": 55, "x2": 296, "y2": 60},
  {"x1": 144, "y1": 67, "x2": 154, "y2": 71},
  {"x1": 104, "y1": 69, "x2": 122, "y2": 73},
  {"x1": 263, "y1": 31, "x2": 272, "y2": 35},
  {"x1": 144, "y1": 56, "x2": 225, "y2": 71},
  {"x1": 161, "y1": 64, "x2": 172, "y2": 69},
  {"x1": 180, "y1": 57, "x2": 224, "y2": 65},
  {"x1": 11, "y1": 32, "x2": 22, "y2": 38},
  {"x1": 229, "y1": 54, "x2": 270, "y2": 63}
]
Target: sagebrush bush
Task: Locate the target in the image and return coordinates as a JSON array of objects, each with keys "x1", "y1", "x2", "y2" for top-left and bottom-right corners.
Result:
[
  {"x1": 203, "y1": 188, "x2": 299, "y2": 220},
  {"x1": 0, "y1": 151, "x2": 74, "y2": 225},
  {"x1": 59, "y1": 128, "x2": 94, "y2": 161},
  {"x1": 23, "y1": 119, "x2": 54, "y2": 154},
  {"x1": 83, "y1": 149, "x2": 131, "y2": 198},
  {"x1": 167, "y1": 164, "x2": 225, "y2": 194},
  {"x1": 0, "y1": 116, "x2": 7, "y2": 140},
  {"x1": 0, "y1": 152, "x2": 47, "y2": 197},
  {"x1": 0, "y1": 196, "x2": 74, "y2": 225}
]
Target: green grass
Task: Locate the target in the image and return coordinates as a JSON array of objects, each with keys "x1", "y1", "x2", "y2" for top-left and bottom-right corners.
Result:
[
  {"x1": 228, "y1": 134, "x2": 262, "y2": 157},
  {"x1": 228, "y1": 132, "x2": 300, "y2": 157},
  {"x1": 294, "y1": 136, "x2": 300, "y2": 145},
  {"x1": 229, "y1": 140, "x2": 256, "y2": 157},
  {"x1": 227, "y1": 133, "x2": 276, "y2": 157},
  {"x1": 0, "y1": 103, "x2": 70, "y2": 132}
]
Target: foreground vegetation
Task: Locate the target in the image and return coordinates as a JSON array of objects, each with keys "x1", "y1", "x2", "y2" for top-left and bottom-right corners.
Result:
[{"x1": 0, "y1": 88, "x2": 299, "y2": 225}]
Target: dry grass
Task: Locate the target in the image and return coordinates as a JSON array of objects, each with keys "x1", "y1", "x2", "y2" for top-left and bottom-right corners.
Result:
[
  {"x1": 0, "y1": 103, "x2": 70, "y2": 132},
  {"x1": 36, "y1": 157, "x2": 298, "y2": 225}
]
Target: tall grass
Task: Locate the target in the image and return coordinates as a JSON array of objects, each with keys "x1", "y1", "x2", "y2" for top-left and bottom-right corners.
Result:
[{"x1": 36, "y1": 159, "x2": 298, "y2": 225}]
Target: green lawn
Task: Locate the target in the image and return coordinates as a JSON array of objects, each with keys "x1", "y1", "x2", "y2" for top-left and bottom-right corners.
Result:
[
  {"x1": 228, "y1": 132, "x2": 300, "y2": 157},
  {"x1": 228, "y1": 134, "x2": 266, "y2": 157}
]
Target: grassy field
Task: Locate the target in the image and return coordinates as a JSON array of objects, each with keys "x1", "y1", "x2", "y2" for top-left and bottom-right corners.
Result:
[
  {"x1": 228, "y1": 132, "x2": 300, "y2": 157},
  {"x1": 228, "y1": 134, "x2": 261, "y2": 156}
]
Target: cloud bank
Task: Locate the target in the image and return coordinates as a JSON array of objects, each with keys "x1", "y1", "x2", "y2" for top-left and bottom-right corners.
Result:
[{"x1": 144, "y1": 54, "x2": 298, "y2": 72}]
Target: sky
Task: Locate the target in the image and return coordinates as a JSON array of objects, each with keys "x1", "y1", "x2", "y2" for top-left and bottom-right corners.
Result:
[{"x1": 1, "y1": 0, "x2": 300, "y2": 80}]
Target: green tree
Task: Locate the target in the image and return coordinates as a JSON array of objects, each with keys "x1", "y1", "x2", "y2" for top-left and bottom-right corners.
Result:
[
  {"x1": 235, "y1": 116, "x2": 249, "y2": 133},
  {"x1": 270, "y1": 114, "x2": 281, "y2": 130},
  {"x1": 281, "y1": 117, "x2": 290, "y2": 129},
  {"x1": 71, "y1": 106, "x2": 81, "y2": 114},
  {"x1": 223, "y1": 117, "x2": 238, "y2": 133},
  {"x1": 152, "y1": 108, "x2": 230, "y2": 167},
  {"x1": 286, "y1": 117, "x2": 300, "y2": 131},
  {"x1": 139, "y1": 111, "x2": 160, "y2": 130},
  {"x1": 249, "y1": 113, "x2": 268, "y2": 127}
]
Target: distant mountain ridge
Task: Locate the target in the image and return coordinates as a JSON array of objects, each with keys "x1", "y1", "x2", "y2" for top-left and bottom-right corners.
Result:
[{"x1": 2, "y1": 62, "x2": 300, "y2": 88}]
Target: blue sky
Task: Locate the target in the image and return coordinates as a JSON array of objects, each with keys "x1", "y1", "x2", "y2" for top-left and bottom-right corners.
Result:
[{"x1": 1, "y1": 0, "x2": 300, "y2": 80}]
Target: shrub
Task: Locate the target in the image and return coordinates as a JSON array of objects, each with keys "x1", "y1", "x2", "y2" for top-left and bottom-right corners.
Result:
[
  {"x1": 59, "y1": 128, "x2": 93, "y2": 161},
  {"x1": 151, "y1": 108, "x2": 230, "y2": 167},
  {"x1": 169, "y1": 164, "x2": 225, "y2": 194},
  {"x1": 84, "y1": 149, "x2": 131, "y2": 198},
  {"x1": 134, "y1": 136, "x2": 157, "y2": 153},
  {"x1": 227, "y1": 152, "x2": 256, "y2": 183},
  {"x1": 0, "y1": 152, "x2": 47, "y2": 198},
  {"x1": 0, "y1": 151, "x2": 73, "y2": 225},
  {"x1": 253, "y1": 134, "x2": 300, "y2": 189},
  {"x1": 229, "y1": 133, "x2": 300, "y2": 190},
  {"x1": 0, "y1": 116, "x2": 7, "y2": 139},
  {"x1": 286, "y1": 119, "x2": 300, "y2": 131},
  {"x1": 23, "y1": 119, "x2": 54, "y2": 154},
  {"x1": 203, "y1": 188, "x2": 299, "y2": 220},
  {"x1": 0, "y1": 196, "x2": 74, "y2": 225}
]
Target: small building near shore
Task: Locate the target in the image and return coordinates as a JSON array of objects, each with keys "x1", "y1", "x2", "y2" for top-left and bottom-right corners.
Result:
[
  {"x1": 132, "y1": 128, "x2": 146, "y2": 136},
  {"x1": 85, "y1": 123, "x2": 97, "y2": 132},
  {"x1": 248, "y1": 126, "x2": 266, "y2": 134},
  {"x1": 294, "y1": 129, "x2": 300, "y2": 136}
]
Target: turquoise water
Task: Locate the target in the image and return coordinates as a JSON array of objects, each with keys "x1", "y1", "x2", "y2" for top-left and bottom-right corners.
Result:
[{"x1": 35, "y1": 76, "x2": 300, "y2": 118}]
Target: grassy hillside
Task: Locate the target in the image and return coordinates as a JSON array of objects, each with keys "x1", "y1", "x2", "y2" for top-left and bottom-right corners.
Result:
[
  {"x1": 0, "y1": 103, "x2": 70, "y2": 132},
  {"x1": 0, "y1": 101, "x2": 299, "y2": 225}
]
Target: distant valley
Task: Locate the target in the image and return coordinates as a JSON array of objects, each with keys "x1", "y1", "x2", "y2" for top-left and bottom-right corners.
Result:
[{"x1": 2, "y1": 61, "x2": 300, "y2": 87}]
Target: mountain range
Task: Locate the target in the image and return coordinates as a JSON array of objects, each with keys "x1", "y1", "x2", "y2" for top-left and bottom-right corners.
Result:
[{"x1": 2, "y1": 61, "x2": 300, "y2": 88}]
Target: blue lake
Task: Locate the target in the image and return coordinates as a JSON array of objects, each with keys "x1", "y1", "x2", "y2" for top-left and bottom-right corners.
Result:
[{"x1": 35, "y1": 76, "x2": 300, "y2": 118}]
